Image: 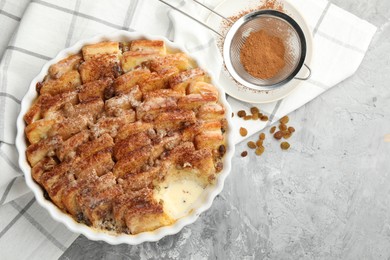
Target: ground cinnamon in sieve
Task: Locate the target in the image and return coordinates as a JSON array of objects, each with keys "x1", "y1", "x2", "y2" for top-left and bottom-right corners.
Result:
[{"x1": 240, "y1": 30, "x2": 286, "y2": 79}]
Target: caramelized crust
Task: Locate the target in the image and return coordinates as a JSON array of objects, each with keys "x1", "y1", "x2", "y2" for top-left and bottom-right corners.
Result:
[
  {"x1": 82, "y1": 42, "x2": 120, "y2": 61},
  {"x1": 25, "y1": 40, "x2": 227, "y2": 235},
  {"x1": 79, "y1": 54, "x2": 121, "y2": 83},
  {"x1": 49, "y1": 54, "x2": 82, "y2": 79},
  {"x1": 40, "y1": 70, "x2": 81, "y2": 96},
  {"x1": 78, "y1": 78, "x2": 113, "y2": 102},
  {"x1": 113, "y1": 68, "x2": 151, "y2": 94},
  {"x1": 169, "y1": 68, "x2": 210, "y2": 94}
]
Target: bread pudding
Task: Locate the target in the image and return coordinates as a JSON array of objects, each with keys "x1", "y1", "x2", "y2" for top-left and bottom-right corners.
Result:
[{"x1": 24, "y1": 40, "x2": 228, "y2": 235}]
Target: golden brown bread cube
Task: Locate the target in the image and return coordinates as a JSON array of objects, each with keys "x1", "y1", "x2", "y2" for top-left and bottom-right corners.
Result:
[
  {"x1": 112, "y1": 188, "x2": 153, "y2": 229},
  {"x1": 197, "y1": 103, "x2": 225, "y2": 121},
  {"x1": 40, "y1": 90, "x2": 79, "y2": 119},
  {"x1": 115, "y1": 121, "x2": 153, "y2": 142},
  {"x1": 56, "y1": 130, "x2": 90, "y2": 162},
  {"x1": 90, "y1": 112, "x2": 136, "y2": 138},
  {"x1": 31, "y1": 157, "x2": 57, "y2": 183},
  {"x1": 75, "y1": 173, "x2": 121, "y2": 227},
  {"x1": 24, "y1": 98, "x2": 42, "y2": 124},
  {"x1": 187, "y1": 81, "x2": 219, "y2": 96},
  {"x1": 121, "y1": 51, "x2": 162, "y2": 73},
  {"x1": 26, "y1": 135, "x2": 62, "y2": 166},
  {"x1": 105, "y1": 85, "x2": 142, "y2": 116},
  {"x1": 113, "y1": 145, "x2": 152, "y2": 178},
  {"x1": 194, "y1": 130, "x2": 224, "y2": 151},
  {"x1": 76, "y1": 133, "x2": 114, "y2": 160},
  {"x1": 136, "y1": 96, "x2": 177, "y2": 121},
  {"x1": 39, "y1": 70, "x2": 81, "y2": 96},
  {"x1": 148, "y1": 53, "x2": 193, "y2": 74},
  {"x1": 138, "y1": 72, "x2": 166, "y2": 93},
  {"x1": 77, "y1": 77, "x2": 113, "y2": 102},
  {"x1": 113, "y1": 68, "x2": 151, "y2": 94},
  {"x1": 82, "y1": 41, "x2": 120, "y2": 61},
  {"x1": 79, "y1": 54, "x2": 121, "y2": 83},
  {"x1": 169, "y1": 68, "x2": 210, "y2": 94},
  {"x1": 154, "y1": 110, "x2": 196, "y2": 131},
  {"x1": 71, "y1": 150, "x2": 115, "y2": 180},
  {"x1": 61, "y1": 98, "x2": 104, "y2": 120},
  {"x1": 114, "y1": 132, "x2": 151, "y2": 161},
  {"x1": 25, "y1": 118, "x2": 57, "y2": 144},
  {"x1": 177, "y1": 93, "x2": 217, "y2": 110},
  {"x1": 142, "y1": 89, "x2": 184, "y2": 100},
  {"x1": 49, "y1": 54, "x2": 82, "y2": 79},
  {"x1": 125, "y1": 205, "x2": 173, "y2": 234},
  {"x1": 130, "y1": 40, "x2": 166, "y2": 54},
  {"x1": 118, "y1": 167, "x2": 162, "y2": 191},
  {"x1": 49, "y1": 115, "x2": 92, "y2": 141}
]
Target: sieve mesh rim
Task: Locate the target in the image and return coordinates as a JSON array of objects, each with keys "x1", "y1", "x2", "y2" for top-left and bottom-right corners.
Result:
[{"x1": 223, "y1": 10, "x2": 307, "y2": 91}]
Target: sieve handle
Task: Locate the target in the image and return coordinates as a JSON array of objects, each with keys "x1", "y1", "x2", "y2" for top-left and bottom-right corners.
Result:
[{"x1": 294, "y1": 63, "x2": 311, "y2": 81}]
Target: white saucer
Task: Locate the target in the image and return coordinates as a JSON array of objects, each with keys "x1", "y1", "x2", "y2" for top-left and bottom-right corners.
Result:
[{"x1": 207, "y1": 0, "x2": 313, "y2": 103}]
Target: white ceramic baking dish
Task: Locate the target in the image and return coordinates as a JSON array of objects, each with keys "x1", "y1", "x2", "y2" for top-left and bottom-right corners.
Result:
[{"x1": 15, "y1": 30, "x2": 234, "y2": 245}]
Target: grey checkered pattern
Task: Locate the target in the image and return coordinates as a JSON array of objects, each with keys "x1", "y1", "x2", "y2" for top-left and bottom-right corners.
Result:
[{"x1": 0, "y1": 0, "x2": 377, "y2": 258}]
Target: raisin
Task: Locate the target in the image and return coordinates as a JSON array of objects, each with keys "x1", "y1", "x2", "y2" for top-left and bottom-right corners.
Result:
[
  {"x1": 241, "y1": 151, "x2": 248, "y2": 157},
  {"x1": 260, "y1": 115, "x2": 269, "y2": 121},
  {"x1": 274, "y1": 131, "x2": 283, "y2": 140},
  {"x1": 279, "y1": 124, "x2": 287, "y2": 131},
  {"x1": 250, "y1": 107, "x2": 259, "y2": 115},
  {"x1": 232, "y1": 112, "x2": 234, "y2": 117},
  {"x1": 218, "y1": 145, "x2": 226, "y2": 156},
  {"x1": 283, "y1": 131, "x2": 292, "y2": 139},
  {"x1": 239, "y1": 127, "x2": 248, "y2": 137},
  {"x1": 237, "y1": 110, "x2": 246, "y2": 118},
  {"x1": 270, "y1": 126, "x2": 276, "y2": 134},
  {"x1": 255, "y1": 146, "x2": 265, "y2": 156},
  {"x1": 259, "y1": 133, "x2": 265, "y2": 140},
  {"x1": 36, "y1": 82, "x2": 43, "y2": 94},
  {"x1": 288, "y1": 127, "x2": 295, "y2": 133},
  {"x1": 247, "y1": 141, "x2": 256, "y2": 149},
  {"x1": 280, "y1": 116, "x2": 289, "y2": 124},
  {"x1": 256, "y1": 140, "x2": 263, "y2": 147},
  {"x1": 252, "y1": 113, "x2": 259, "y2": 120},
  {"x1": 244, "y1": 115, "x2": 252, "y2": 120},
  {"x1": 281, "y1": 142, "x2": 290, "y2": 150}
]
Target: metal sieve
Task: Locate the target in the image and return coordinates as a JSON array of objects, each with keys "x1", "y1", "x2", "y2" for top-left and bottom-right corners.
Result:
[
  {"x1": 223, "y1": 10, "x2": 310, "y2": 90},
  {"x1": 158, "y1": 0, "x2": 311, "y2": 91}
]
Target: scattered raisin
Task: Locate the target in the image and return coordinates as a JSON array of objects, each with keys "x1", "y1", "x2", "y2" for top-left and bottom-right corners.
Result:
[
  {"x1": 239, "y1": 127, "x2": 248, "y2": 137},
  {"x1": 255, "y1": 146, "x2": 265, "y2": 156},
  {"x1": 244, "y1": 115, "x2": 252, "y2": 120},
  {"x1": 283, "y1": 131, "x2": 292, "y2": 139},
  {"x1": 288, "y1": 127, "x2": 295, "y2": 133},
  {"x1": 273, "y1": 131, "x2": 283, "y2": 140},
  {"x1": 237, "y1": 110, "x2": 246, "y2": 118},
  {"x1": 218, "y1": 145, "x2": 226, "y2": 156},
  {"x1": 260, "y1": 115, "x2": 269, "y2": 121},
  {"x1": 252, "y1": 113, "x2": 259, "y2": 120},
  {"x1": 250, "y1": 107, "x2": 260, "y2": 115},
  {"x1": 279, "y1": 123, "x2": 287, "y2": 131},
  {"x1": 232, "y1": 112, "x2": 234, "y2": 117},
  {"x1": 247, "y1": 141, "x2": 256, "y2": 149},
  {"x1": 270, "y1": 126, "x2": 276, "y2": 134},
  {"x1": 281, "y1": 142, "x2": 290, "y2": 150},
  {"x1": 259, "y1": 133, "x2": 265, "y2": 140},
  {"x1": 256, "y1": 140, "x2": 263, "y2": 147},
  {"x1": 36, "y1": 82, "x2": 43, "y2": 94},
  {"x1": 280, "y1": 116, "x2": 289, "y2": 124},
  {"x1": 241, "y1": 151, "x2": 248, "y2": 157}
]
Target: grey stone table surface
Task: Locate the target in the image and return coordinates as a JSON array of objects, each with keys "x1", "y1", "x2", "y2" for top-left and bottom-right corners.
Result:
[{"x1": 60, "y1": 0, "x2": 390, "y2": 259}]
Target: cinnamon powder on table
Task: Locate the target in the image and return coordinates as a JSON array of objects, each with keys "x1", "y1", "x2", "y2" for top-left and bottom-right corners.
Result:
[{"x1": 240, "y1": 30, "x2": 285, "y2": 79}]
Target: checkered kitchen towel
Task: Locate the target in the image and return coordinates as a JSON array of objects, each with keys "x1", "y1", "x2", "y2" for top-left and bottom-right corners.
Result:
[{"x1": 0, "y1": 0, "x2": 376, "y2": 258}]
